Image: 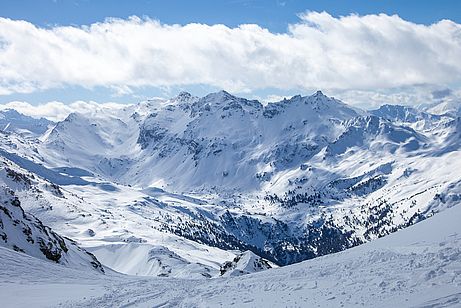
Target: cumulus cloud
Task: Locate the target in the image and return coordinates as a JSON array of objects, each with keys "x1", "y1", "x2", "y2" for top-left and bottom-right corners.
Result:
[
  {"x1": 0, "y1": 101, "x2": 129, "y2": 121},
  {"x1": 330, "y1": 89, "x2": 431, "y2": 109},
  {"x1": 0, "y1": 12, "x2": 460, "y2": 95}
]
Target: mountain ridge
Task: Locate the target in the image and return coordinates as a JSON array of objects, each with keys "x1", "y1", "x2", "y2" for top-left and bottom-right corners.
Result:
[{"x1": 0, "y1": 90, "x2": 459, "y2": 275}]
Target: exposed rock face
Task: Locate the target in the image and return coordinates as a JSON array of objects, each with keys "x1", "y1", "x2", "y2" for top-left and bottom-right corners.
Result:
[{"x1": 0, "y1": 187, "x2": 104, "y2": 273}]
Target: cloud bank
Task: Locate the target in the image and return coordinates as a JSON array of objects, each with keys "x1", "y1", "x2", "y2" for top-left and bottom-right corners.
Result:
[
  {"x1": 0, "y1": 101, "x2": 129, "y2": 121},
  {"x1": 0, "y1": 12, "x2": 460, "y2": 95}
]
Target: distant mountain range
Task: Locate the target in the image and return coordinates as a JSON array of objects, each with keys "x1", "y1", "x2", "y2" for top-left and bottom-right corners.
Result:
[{"x1": 0, "y1": 90, "x2": 460, "y2": 276}]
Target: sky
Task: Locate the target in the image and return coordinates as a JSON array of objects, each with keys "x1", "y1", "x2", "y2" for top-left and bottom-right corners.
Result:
[
  {"x1": 2, "y1": 0, "x2": 460, "y2": 31},
  {"x1": 0, "y1": 0, "x2": 460, "y2": 113}
]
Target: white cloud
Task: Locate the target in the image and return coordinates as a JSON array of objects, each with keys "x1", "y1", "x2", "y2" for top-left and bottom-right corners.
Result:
[
  {"x1": 0, "y1": 101, "x2": 129, "y2": 121},
  {"x1": 328, "y1": 89, "x2": 431, "y2": 110},
  {"x1": 251, "y1": 94, "x2": 289, "y2": 105},
  {"x1": 0, "y1": 13, "x2": 460, "y2": 96}
]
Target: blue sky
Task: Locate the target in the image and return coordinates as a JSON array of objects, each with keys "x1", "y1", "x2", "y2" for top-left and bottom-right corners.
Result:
[
  {"x1": 2, "y1": 0, "x2": 460, "y2": 30},
  {"x1": 0, "y1": 0, "x2": 460, "y2": 107}
]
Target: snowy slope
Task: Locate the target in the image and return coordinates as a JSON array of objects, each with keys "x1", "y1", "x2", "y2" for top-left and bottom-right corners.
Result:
[
  {"x1": 0, "y1": 152, "x2": 237, "y2": 278},
  {"x1": 0, "y1": 186, "x2": 104, "y2": 273},
  {"x1": 88, "y1": 243, "x2": 216, "y2": 278},
  {"x1": 0, "y1": 197, "x2": 459, "y2": 307}
]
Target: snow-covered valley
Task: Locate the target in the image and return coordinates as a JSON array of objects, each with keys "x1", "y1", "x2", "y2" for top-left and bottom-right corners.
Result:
[
  {"x1": 0, "y1": 189, "x2": 460, "y2": 307},
  {"x1": 0, "y1": 90, "x2": 460, "y2": 306}
]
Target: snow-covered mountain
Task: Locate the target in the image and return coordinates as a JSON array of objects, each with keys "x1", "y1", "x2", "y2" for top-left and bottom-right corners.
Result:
[
  {"x1": 424, "y1": 97, "x2": 461, "y2": 117},
  {"x1": 0, "y1": 90, "x2": 460, "y2": 281},
  {"x1": 370, "y1": 104, "x2": 440, "y2": 123},
  {"x1": 40, "y1": 90, "x2": 360, "y2": 192},
  {"x1": 0, "y1": 109, "x2": 54, "y2": 137}
]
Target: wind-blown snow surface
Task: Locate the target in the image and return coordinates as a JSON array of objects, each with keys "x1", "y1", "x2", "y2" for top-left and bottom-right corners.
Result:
[{"x1": 0, "y1": 198, "x2": 460, "y2": 307}]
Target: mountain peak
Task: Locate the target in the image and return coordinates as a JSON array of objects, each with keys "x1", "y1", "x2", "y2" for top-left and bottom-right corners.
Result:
[
  {"x1": 63, "y1": 112, "x2": 80, "y2": 122},
  {"x1": 310, "y1": 90, "x2": 331, "y2": 101},
  {"x1": 171, "y1": 91, "x2": 199, "y2": 106},
  {"x1": 202, "y1": 90, "x2": 238, "y2": 103},
  {"x1": 314, "y1": 90, "x2": 325, "y2": 96},
  {"x1": 176, "y1": 91, "x2": 192, "y2": 100},
  {"x1": 215, "y1": 90, "x2": 235, "y2": 100},
  {"x1": 286, "y1": 91, "x2": 328, "y2": 104},
  {"x1": 217, "y1": 89, "x2": 232, "y2": 96},
  {"x1": 0, "y1": 108, "x2": 21, "y2": 116}
]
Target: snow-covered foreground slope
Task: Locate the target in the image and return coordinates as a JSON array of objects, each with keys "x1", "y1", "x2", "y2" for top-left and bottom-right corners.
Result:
[{"x1": 0, "y1": 200, "x2": 459, "y2": 307}]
